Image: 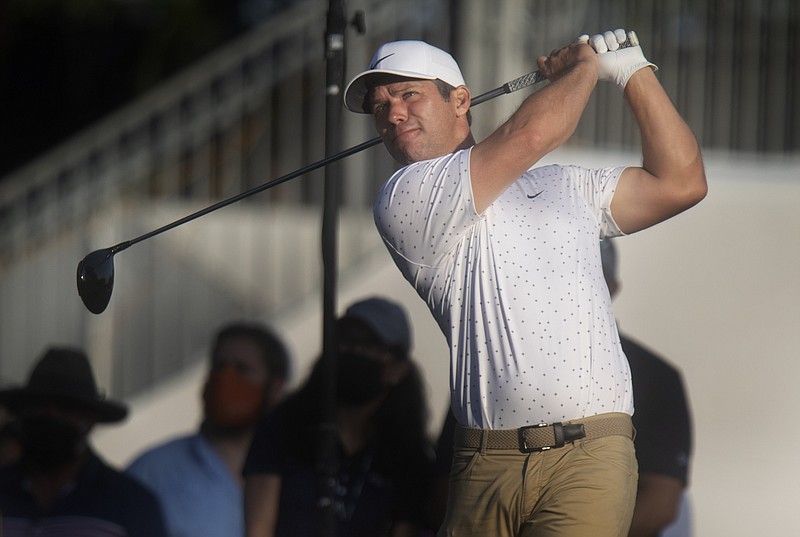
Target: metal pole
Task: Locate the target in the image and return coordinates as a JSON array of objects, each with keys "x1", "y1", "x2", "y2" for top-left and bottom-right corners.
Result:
[{"x1": 318, "y1": 1, "x2": 347, "y2": 535}]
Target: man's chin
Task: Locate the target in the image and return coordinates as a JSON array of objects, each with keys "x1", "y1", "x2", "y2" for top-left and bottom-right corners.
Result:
[
  {"x1": 387, "y1": 147, "x2": 414, "y2": 165},
  {"x1": 387, "y1": 131, "x2": 424, "y2": 164},
  {"x1": 390, "y1": 144, "x2": 426, "y2": 165}
]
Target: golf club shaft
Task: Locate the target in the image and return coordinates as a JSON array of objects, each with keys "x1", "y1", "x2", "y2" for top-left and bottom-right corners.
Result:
[{"x1": 106, "y1": 69, "x2": 552, "y2": 254}]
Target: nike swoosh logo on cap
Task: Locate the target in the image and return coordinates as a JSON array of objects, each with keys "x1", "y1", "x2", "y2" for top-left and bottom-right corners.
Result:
[
  {"x1": 370, "y1": 53, "x2": 395, "y2": 70},
  {"x1": 527, "y1": 191, "x2": 544, "y2": 199}
]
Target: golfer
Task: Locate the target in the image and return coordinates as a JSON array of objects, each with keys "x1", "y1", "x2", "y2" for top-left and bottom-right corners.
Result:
[{"x1": 343, "y1": 29, "x2": 706, "y2": 537}]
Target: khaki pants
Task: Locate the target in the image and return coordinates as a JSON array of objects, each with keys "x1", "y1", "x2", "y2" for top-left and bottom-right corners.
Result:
[{"x1": 439, "y1": 413, "x2": 637, "y2": 537}]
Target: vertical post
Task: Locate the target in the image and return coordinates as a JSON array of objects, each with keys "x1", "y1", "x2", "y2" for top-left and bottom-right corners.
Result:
[{"x1": 318, "y1": 1, "x2": 346, "y2": 535}]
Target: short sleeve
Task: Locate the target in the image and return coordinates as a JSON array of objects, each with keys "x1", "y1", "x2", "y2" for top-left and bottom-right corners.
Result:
[
  {"x1": 565, "y1": 164, "x2": 627, "y2": 238},
  {"x1": 374, "y1": 149, "x2": 480, "y2": 269}
]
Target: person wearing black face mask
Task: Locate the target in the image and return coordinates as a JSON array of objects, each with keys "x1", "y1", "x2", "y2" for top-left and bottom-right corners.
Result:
[
  {"x1": 0, "y1": 347, "x2": 168, "y2": 537},
  {"x1": 243, "y1": 297, "x2": 435, "y2": 537},
  {"x1": 334, "y1": 350, "x2": 390, "y2": 406},
  {"x1": 18, "y1": 409, "x2": 91, "y2": 471}
]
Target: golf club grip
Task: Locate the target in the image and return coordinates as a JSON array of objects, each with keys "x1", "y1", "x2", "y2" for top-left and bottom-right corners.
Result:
[
  {"x1": 471, "y1": 71, "x2": 548, "y2": 106},
  {"x1": 473, "y1": 30, "x2": 640, "y2": 106}
]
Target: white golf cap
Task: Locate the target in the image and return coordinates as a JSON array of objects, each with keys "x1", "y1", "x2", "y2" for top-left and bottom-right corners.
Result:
[{"x1": 344, "y1": 40, "x2": 466, "y2": 113}]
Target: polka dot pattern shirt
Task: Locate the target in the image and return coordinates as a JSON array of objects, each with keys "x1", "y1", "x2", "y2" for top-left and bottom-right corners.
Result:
[{"x1": 374, "y1": 148, "x2": 633, "y2": 429}]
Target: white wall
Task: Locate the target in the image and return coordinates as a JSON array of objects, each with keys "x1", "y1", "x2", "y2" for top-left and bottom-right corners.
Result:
[
  {"x1": 94, "y1": 148, "x2": 800, "y2": 536},
  {"x1": 608, "y1": 153, "x2": 800, "y2": 537}
]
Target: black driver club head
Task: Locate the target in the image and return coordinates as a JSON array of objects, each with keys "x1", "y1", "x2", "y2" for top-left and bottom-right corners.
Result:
[{"x1": 77, "y1": 248, "x2": 115, "y2": 314}]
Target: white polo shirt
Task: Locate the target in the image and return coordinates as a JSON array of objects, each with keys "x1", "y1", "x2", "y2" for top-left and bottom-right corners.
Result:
[{"x1": 374, "y1": 148, "x2": 633, "y2": 429}]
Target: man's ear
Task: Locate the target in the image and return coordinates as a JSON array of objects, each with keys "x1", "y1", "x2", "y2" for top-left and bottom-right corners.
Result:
[{"x1": 453, "y1": 86, "x2": 472, "y2": 118}]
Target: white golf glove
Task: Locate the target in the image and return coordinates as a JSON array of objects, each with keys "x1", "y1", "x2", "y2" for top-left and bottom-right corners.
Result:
[{"x1": 576, "y1": 29, "x2": 658, "y2": 91}]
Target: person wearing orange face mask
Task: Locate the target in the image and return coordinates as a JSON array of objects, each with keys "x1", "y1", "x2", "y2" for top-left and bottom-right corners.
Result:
[{"x1": 127, "y1": 322, "x2": 291, "y2": 537}]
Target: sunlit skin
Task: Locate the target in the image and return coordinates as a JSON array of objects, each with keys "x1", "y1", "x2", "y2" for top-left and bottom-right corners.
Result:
[{"x1": 368, "y1": 79, "x2": 474, "y2": 165}]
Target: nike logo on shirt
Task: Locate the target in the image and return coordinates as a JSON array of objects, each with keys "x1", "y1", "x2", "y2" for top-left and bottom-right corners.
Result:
[{"x1": 527, "y1": 191, "x2": 544, "y2": 199}]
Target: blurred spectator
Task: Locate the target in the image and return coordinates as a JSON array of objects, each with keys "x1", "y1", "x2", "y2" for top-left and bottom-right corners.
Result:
[
  {"x1": 243, "y1": 297, "x2": 435, "y2": 537},
  {"x1": 662, "y1": 493, "x2": 693, "y2": 537},
  {"x1": 600, "y1": 238, "x2": 693, "y2": 537},
  {"x1": 0, "y1": 404, "x2": 21, "y2": 468},
  {"x1": 0, "y1": 347, "x2": 168, "y2": 537},
  {"x1": 127, "y1": 322, "x2": 291, "y2": 537}
]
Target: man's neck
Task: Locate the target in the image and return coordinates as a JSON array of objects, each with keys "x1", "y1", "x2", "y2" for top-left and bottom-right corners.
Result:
[{"x1": 458, "y1": 132, "x2": 477, "y2": 152}]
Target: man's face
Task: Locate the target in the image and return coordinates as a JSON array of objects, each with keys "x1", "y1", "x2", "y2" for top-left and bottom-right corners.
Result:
[
  {"x1": 368, "y1": 79, "x2": 466, "y2": 164},
  {"x1": 335, "y1": 318, "x2": 410, "y2": 406},
  {"x1": 211, "y1": 337, "x2": 270, "y2": 386},
  {"x1": 203, "y1": 336, "x2": 282, "y2": 429},
  {"x1": 19, "y1": 402, "x2": 94, "y2": 472}
]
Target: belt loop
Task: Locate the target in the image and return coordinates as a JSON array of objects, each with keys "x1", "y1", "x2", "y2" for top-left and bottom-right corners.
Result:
[{"x1": 480, "y1": 428, "x2": 489, "y2": 454}]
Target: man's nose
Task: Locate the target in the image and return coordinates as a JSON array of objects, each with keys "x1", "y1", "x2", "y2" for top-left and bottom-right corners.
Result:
[{"x1": 387, "y1": 101, "x2": 408, "y2": 124}]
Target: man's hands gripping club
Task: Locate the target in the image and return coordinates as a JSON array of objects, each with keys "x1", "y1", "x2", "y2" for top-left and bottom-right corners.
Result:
[
  {"x1": 538, "y1": 28, "x2": 657, "y2": 91},
  {"x1": 578, "y1": 29, "x2": 658, "y2": 91}
]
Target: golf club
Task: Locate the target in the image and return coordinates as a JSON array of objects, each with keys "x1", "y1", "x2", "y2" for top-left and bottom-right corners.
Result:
[{"x1": 77, "y1": 32, "x2": 640, "y2": 314}]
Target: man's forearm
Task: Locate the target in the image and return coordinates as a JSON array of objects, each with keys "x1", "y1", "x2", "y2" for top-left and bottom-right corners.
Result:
[{"x1": 625, "y1": 68, "x2": 706, "y2": 201}]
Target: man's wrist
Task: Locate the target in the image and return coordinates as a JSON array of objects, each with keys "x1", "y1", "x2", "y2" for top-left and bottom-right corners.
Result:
[
  {"x1": 622, "y1": 64, "x2": 657, "y2": 96},
  {"x1": 569, "y1": 56, "x2": 600, "y2": 85}
]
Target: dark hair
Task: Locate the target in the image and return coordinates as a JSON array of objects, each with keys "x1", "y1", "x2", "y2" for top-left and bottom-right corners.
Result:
[
  {"x1": 433, "y1": 79, "x2": 472, "y2": 125},
  {"x1": 432, "y1": 79, "x2": 455, "y2": 101},
  {"x1": 212, "y1": 323, "x2": 291, "y2": 382}
]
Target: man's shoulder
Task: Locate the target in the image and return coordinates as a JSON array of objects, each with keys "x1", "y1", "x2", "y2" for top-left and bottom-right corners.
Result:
[
  {"x1": 383, "y1": 150, "x2": 469, "y2": 186},
  {"x1": 126, "y1": 433, "x2": 199, "y2": 472},
  {"x1": 374, "y1": 149, "x2": 479, "y2": 241},
  {"x1": 528, "y1": 162, "x2": 569, "y2": 174},
  {"x1": 527, "y1": 162, "x2": 625, "y2": 183},
  {"x1": 85, "y1": 452, "x2": 164, "y2": 501}
]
